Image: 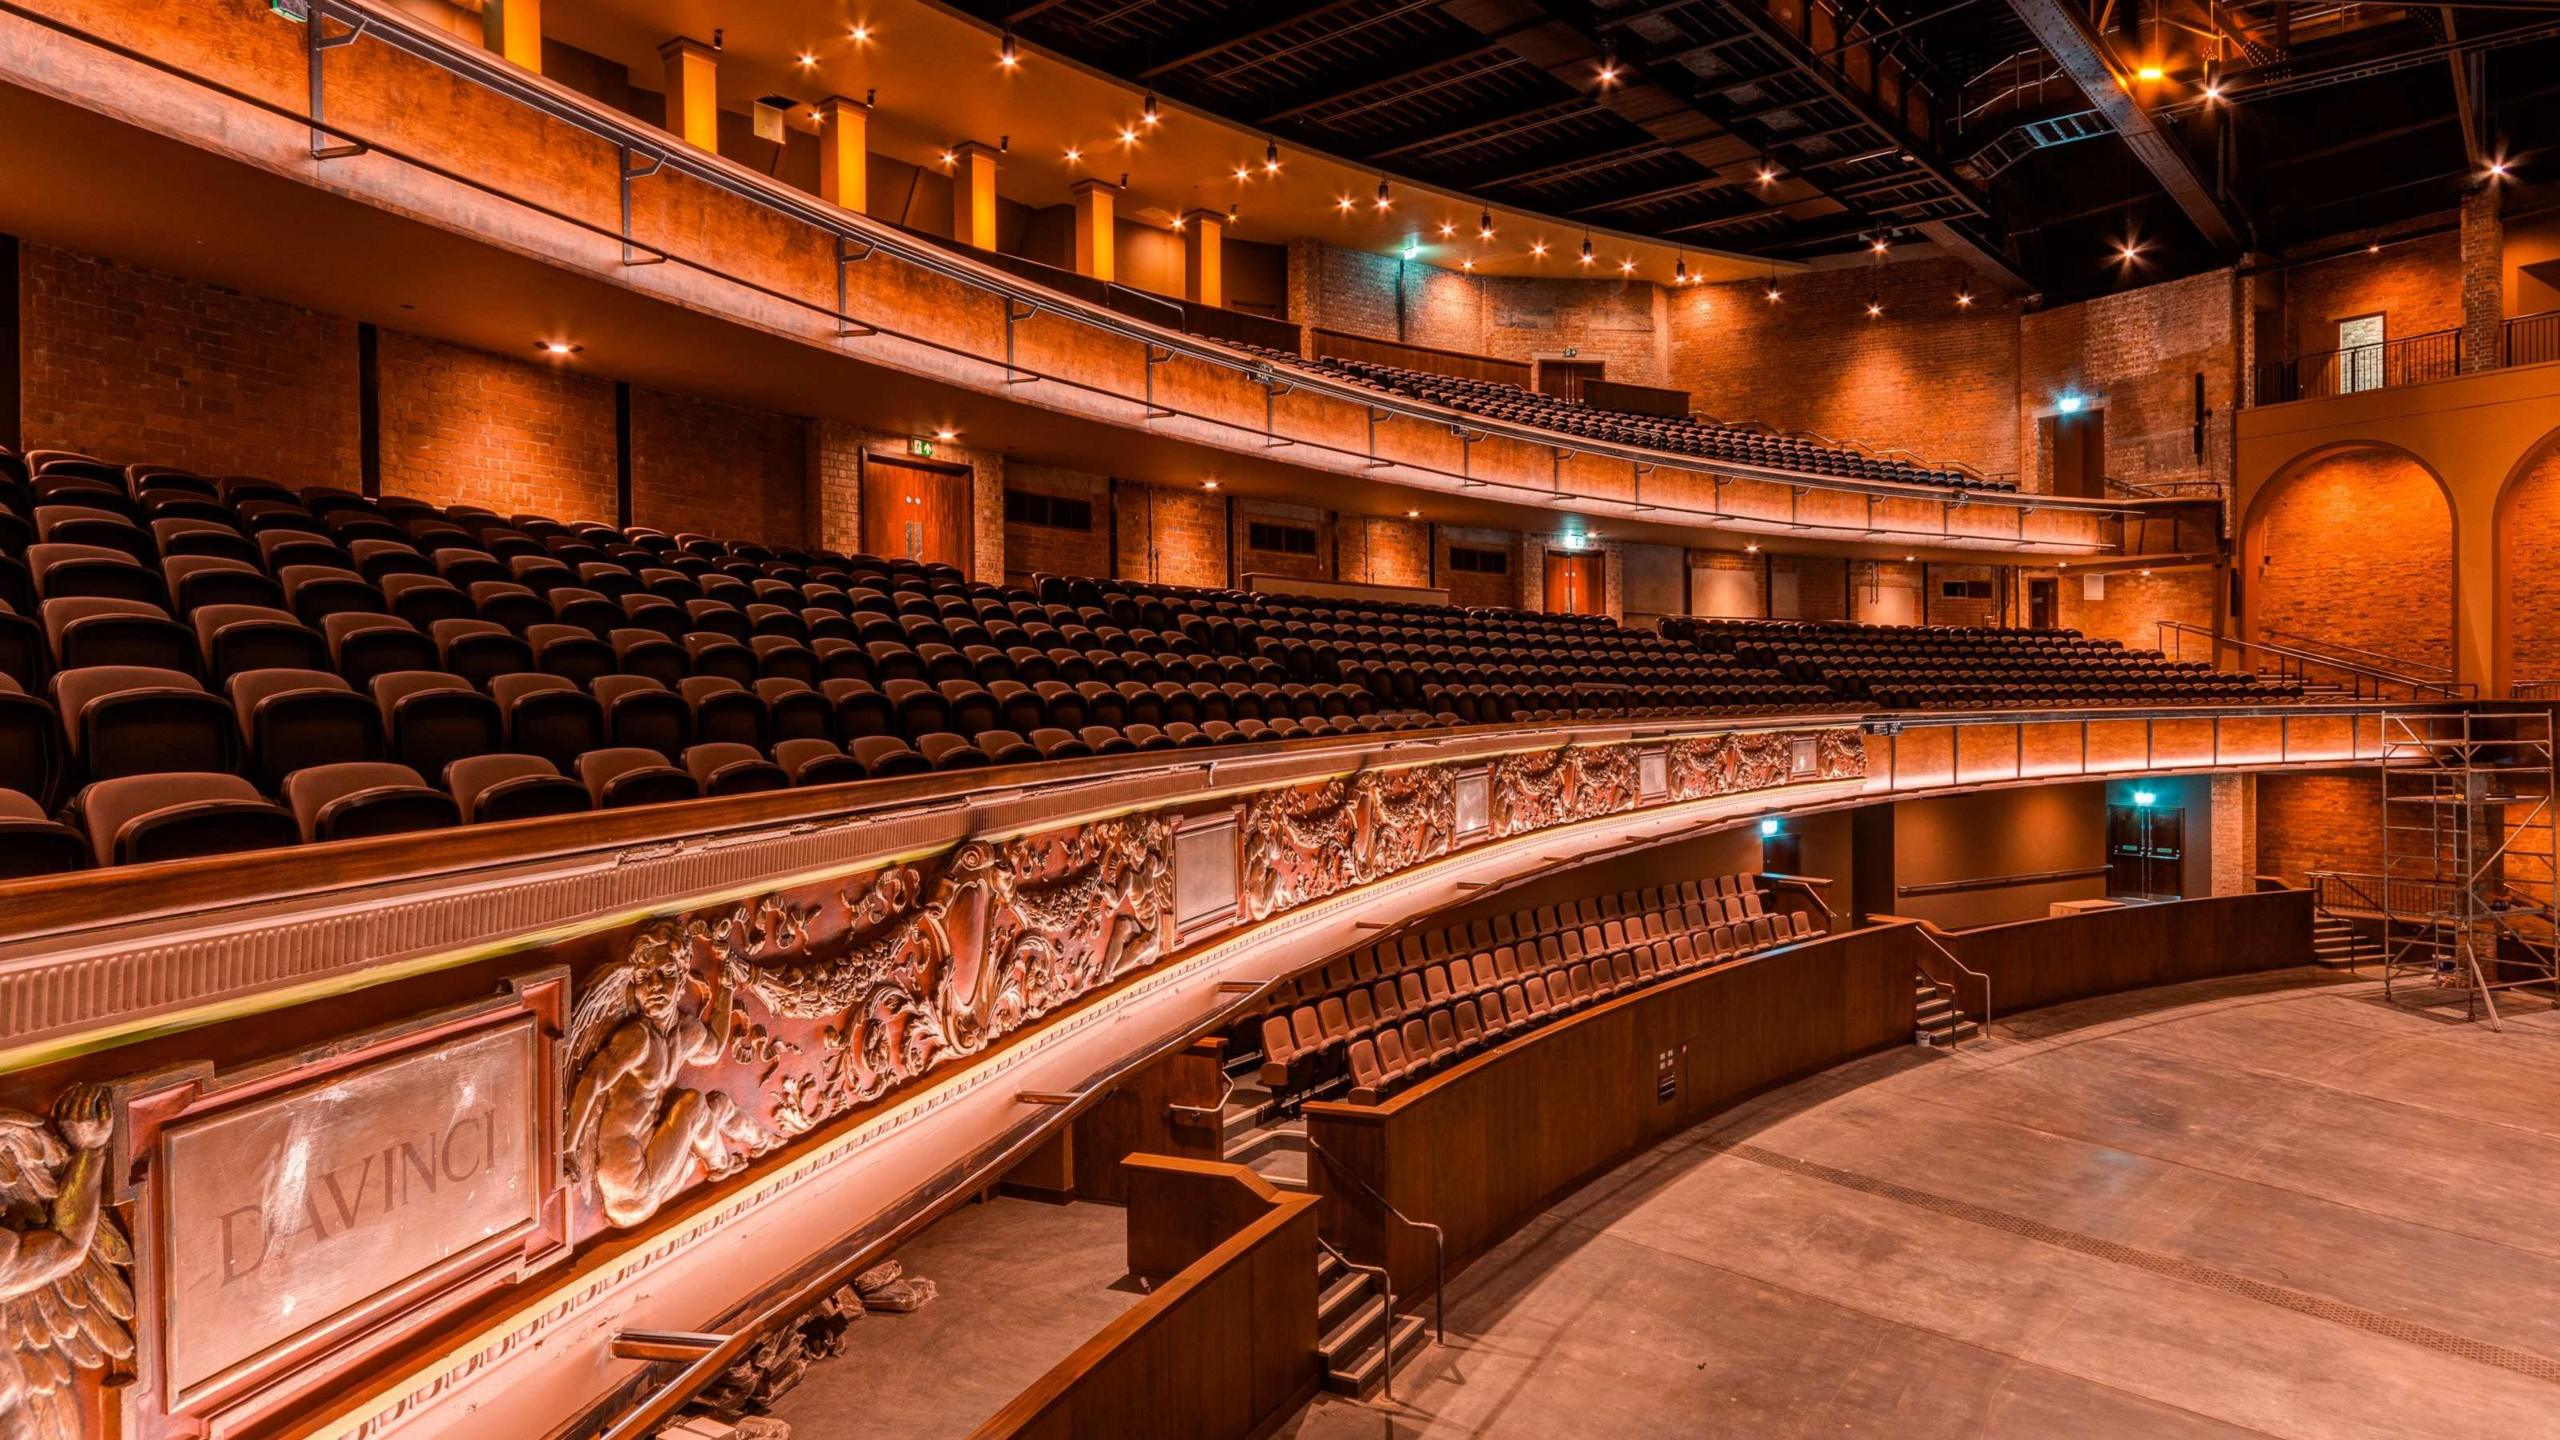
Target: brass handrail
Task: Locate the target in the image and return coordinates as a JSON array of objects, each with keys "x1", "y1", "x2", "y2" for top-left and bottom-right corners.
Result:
[
  {"x1": 1308, "y1": 1136, "x2": 1447, "y2": 1345},
  {"x1": 1317, "y1": 1237, "x2": 1402, "y2": 1402}
]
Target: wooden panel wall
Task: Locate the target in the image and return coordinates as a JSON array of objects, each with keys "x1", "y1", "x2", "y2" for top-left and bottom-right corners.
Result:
[
  {"x1": 1069, "y1": 1038, "x2": 1229, "y2": 1204},
  {"x1": 1303, "y1": 928, "x2": 1918, "y2": 1295},
  {"x1": 974, "y1": 1158, "x2": 1319, "y2": 1440},
  {"x1": 1938, "y1": 887, "x2": 2314, "y2": 1016}
]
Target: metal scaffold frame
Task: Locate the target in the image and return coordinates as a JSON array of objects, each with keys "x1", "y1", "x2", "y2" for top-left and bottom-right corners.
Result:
[{"x1": 2378, "y1": 710, "x2": 2560, "y2": 1027}]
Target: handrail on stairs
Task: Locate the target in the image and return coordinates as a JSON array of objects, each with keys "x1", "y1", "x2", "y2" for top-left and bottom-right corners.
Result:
[
  {"x1": 1308, "y1": 1136, "x2": 1447, "y2": 1347},
  {"x1": 1316, "y1": 1237, "x2": 1401, "y2": 1403},
  {"x1": 1891, "y1": 918, "x2": 1992, "y2": 1044},
  {"x1": 2153, "y1": 620, "x2": 2474, "y2": 701},
  {"x1": 2258, "y1": 626, "x2": 2455, "y2": 680}
]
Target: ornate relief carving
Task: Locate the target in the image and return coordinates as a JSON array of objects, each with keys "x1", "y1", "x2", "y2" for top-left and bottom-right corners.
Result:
[
  {"x1": 0, "y1": 1086, "x2": 133, "y2": 1440},
  {"x1": 1667, "y1": 728, "x2": 1869, "y2": 802},
  {"x1": 567, "y1": 815, "x2": 1174, "y2": 1232},
  {"x1": 1488, "y1": 743, "x2": 1642, "y2": 837},
  {"x1": 1240, "y1": 766, "x2": 1455, "y2": 920}
]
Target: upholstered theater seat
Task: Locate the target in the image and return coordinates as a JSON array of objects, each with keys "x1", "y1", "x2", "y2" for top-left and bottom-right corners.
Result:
[
  {"x1": 283, "y1": 761, "x2": 461, "y2": 842},
  {"x1": 447, "y1": 753, "x2": 593, "y2": 824},
  {"x1": 74, "y1": 772, "x2": 297, "y2": 866}
]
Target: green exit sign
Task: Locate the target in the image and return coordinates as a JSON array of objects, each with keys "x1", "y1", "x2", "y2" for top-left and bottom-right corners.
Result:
[{"x1": 909, "y1": 437, "x2": 936, "y2": 459}]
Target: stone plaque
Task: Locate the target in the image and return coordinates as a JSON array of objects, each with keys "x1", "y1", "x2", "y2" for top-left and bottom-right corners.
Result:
[{"x1": 162, "y1": 1019, "x2": 543, "y2": 1394}]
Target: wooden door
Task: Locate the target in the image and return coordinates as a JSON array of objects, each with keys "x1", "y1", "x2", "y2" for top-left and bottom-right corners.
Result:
[
  {"x1": 2041, "y1": 407, "x2": 2106, "y2": 498},
  {"x1": 2027, "y1": 577, "x2": 2058, "y2": 630},
  {"x1": 1544, "y1": 551, "x2": 1603, "y2": 615},
  {"x1": 861, "y1": 455, "x2": 974, "y2": 569},
  {"x1": 1537, "y1": 360, "x2": 1605, "y2": 403}
]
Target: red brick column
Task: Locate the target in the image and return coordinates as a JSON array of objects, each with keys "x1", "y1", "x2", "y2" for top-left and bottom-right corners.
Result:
[{"x1": 2461, "y1": 187, "x2": 2504, "y2": 373}]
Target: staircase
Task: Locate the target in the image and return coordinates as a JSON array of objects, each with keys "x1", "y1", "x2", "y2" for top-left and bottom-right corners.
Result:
[
  {"x1": 2312, "y1": 914, "x2": 2383, "y2": 970},
  {"x1": 1219, "y1": 1049, "x2": 1315, "y2": 1191},
  {"x1": 1315, "y1": 1246, "x2": 1430, "y2": 1396},
  {"x1": 1914, "y1": 972, "x2": 1980, "y2": 1047}
]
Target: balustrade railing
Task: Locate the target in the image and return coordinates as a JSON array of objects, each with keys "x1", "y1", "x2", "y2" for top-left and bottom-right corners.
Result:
[
  {"x1": 2506, "y1": 309, "x2": 2560, "y2": 369},
  {"x1": 2253, "y1": 327, "x2": 2461, "y2": 405}
]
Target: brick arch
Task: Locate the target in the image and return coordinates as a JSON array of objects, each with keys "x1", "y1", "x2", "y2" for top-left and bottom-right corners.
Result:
[
  {"x1": 2240, "y1": 443, "x2": 2457, "y2": 679},
  {"x1": 2493, "y1": 426, "x2": 2560, "y2": 694}
]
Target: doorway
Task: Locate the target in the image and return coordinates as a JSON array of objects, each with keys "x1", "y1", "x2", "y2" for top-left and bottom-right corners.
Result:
[
  {"x1": 861, "y1": 454, "x2": 974, "y2": 569},
  {"x1": 2106, "y1": 803, "x2": 2184, "y2": 898},
  {"x1": 1537, "y1": 359, "x2": 1605, "y2": 403},
  {"x1": 1544, "y1": 550, "x2": 1603, "y2": 615},
  {"x1": 2041, "y1": 406, "x2": 2106, "y2": 498},
  {"x1": 2027, "y1": 576, "x2": 2059, "y2": 630},
  {"x1": 2337, "y1": 313, "x2": 2385, "y2": 394}
]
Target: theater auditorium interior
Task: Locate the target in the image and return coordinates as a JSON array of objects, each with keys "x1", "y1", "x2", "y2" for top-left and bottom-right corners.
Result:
[{"x1": 5, "y1": 0, "x2": 2560, "y2": 1436}]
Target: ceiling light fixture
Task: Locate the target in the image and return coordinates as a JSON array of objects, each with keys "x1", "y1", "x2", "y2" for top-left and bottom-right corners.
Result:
[
  {"x1": 1618, "y1": 257, "x2": 1637, "y2": 275},
  {"x1": 1233, "y1": 163, "x2": 1253, "y2": 182},
  {"x1": 1579, "y1": 234, "x2": 1594, "y2": 266},
  {"x1": 1375, "y1": 177, "x2": 1393, "y2": 210},
  {"x1": 535, "y1": 340, "x2": 582, "y2": 356},
  {"x1": 1531, "y1": 239, "x2": 1549, "y2": 258},
  {"x1": 1866, "y1": 300, "x2": 1883, "y2": 318},
  {"x1": 849, "y1": 22, "x2": 871, "y2": 42},
  {"x1": 1118, "y1": 126, "x2": 1138, "y2": 146},
  {"x1": 1337, "y1": 194, "x2": 1356, "y2": 213},
  {"x1": 1439, "y1": 220, "x2": 1456, "y2": 238},
  {"x1": 1461, "y1": 259, "x2": 1476, "y2": 272},
  {"x1": 1063, "y1": 144, "x2": 1082, "y2": 163},
  {"x1": 939, "y1": 149, "x2": 956, "y2": 168},
  {"x1": 1264, "y1": 138, "x2": 1281, "y2": 174},
  {"x1": 1756, "y1": 164, "x2": 1777, "y2": 186},
  {"x1": 934, "y1": 427, "x2": 958, "y2": 441},
  {"x1": 1870, "y1": 234, "x2": 1890, "y2": 254},
  {"x1": 2118, "y1": 238, "x2": 2144, "y2": 263},
  {"x1": 1765, "y1": 282, "x2": 1782, "y2": 302},
  {"x1": 1478, "y1": 208, "x2": 1495, "y2": 239},
  {"x1": 1745, "y1": 542, "x2": 1760, "y2": 553},
  {"x1": 1171, "y1": 215, "x2": 1186, "y2": 231},
  {"x1": 1142, "y1": 92, "x2": 1160, "y2": 126},
  {"x1": 1201, "y1": 479, "x2": 1220, "y2": 490},
  {"x1": 1955, "y1": 289, "x2": 1974, "y2": 307},
  {"x1": 998, "y1": 30, "x2": 1019, "y2": 68},
  {"x1": 1674, "y1": 255, "x2": 1689, "y2": 284},
  {"x1": 1406, "y1": 509, "x2": 1420, "y2": 518},
  {"x1": 2489, "y1": 158, "x2": 2512, "y2": 180},
  {"x1": 2135, "y1": 64, "x2": 2165, "y2": 82},
  {"x1": 796, "y1": 50, "x2": 817, "y2": 67}
]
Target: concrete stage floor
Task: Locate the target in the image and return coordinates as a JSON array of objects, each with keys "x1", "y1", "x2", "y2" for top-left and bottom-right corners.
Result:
[{"x1": 1280, "y1": 968, "x2": 2560, "y2": 1440}]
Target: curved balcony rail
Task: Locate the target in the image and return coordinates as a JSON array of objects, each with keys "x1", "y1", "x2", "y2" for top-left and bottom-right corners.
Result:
[{"x1": 0, "y1": 0, "x2": 2142, "y2": 556}]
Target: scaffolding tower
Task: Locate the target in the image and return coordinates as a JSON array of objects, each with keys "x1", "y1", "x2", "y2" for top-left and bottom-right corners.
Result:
[{"x1": 2378, "y1": 710, "x2": 2560, "y2": 1027}]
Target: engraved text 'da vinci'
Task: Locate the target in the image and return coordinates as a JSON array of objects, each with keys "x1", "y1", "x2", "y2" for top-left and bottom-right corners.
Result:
[{"x1": 564, "y1": 816, "x2": 1174, "y2": 1230}]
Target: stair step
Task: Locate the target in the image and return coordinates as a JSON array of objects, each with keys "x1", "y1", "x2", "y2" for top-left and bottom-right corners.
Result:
[
  {"x1": 1318, "y1": 1272, "x2": 1372, "y2": 1332},
  {"x1": 1322, "y1": 1308, "x2": 1430, "y2": 1396}
]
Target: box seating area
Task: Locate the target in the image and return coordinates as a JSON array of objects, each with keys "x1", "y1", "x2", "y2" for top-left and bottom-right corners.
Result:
[
  {"x1": 1665, "y1": 617, "x2": 2301, "y2": 708},
  {"x1": 1253, "y1": 872, "x2": 1815, "y2": 1106},
  {"x1": 1230, "y1": 342, "x2": 2005, "y2": 494}
]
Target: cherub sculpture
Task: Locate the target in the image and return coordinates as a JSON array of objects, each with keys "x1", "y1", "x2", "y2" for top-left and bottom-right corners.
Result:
[
  {"x1": 1, "y1": 1084, "x2": 134, "y2": 1440},
  {"x1": 566, "y1": 920, "x2": 775, "y2": 1230}
]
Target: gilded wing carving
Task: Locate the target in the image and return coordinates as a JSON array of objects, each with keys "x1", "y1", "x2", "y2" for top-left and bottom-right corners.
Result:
[{"x1": 0, "y1": 1085, "x2": 136, "y2": 1440}]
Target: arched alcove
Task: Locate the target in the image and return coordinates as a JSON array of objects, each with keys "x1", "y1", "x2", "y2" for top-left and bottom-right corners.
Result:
[{"x1": 2242, "y1": 443, "x2": 2457, "y2": 678}]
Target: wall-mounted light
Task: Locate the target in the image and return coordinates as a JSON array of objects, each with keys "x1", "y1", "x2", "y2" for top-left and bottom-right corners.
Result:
[
  {"x1": 2056, "y1": 391, "x2": 2086, "y2": 414},
  {"x1": 1759, "y1": 816, "x2": 1781, "y2": 837}
]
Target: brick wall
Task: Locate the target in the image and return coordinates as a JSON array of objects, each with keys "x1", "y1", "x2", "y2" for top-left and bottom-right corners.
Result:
[
  {"x1": 1003, "y1": 465, "x2": 1112, "y2": 586},
  {"x1": 1336, "y1": 512, "x2": 1433, "y2": 589},
  {"x1": 2274, "y1": 232, "x2": 2463, "y2": 368},
  {"x1": 1667, "y1": 257, "x2": 2020, "y2": 482},
  {"x1": 1115, "y1": 483, "x2": 1227, "y2": 587},
  {"x1": 1233, "y1": 499, "x2": 1333, "y2": 586},
  {"x1": 1688, "y1": 548, "x2": 1762, "y2": 618},
  {"x1": 19, "y1": 244, "x2": 360, "y2": 488},
  {"x1": 806, "y1": 419, "x2": 865, "y2": 555},
  {"x1": 1772, "y1": 552, "x2": 1849, "y2": 621},
  {"x1": 2018, "y1": 269, "x2": 2235, "y2": 497},
  {"x1": 374, "y1": 331, "x2": 617, "y2": 520},
  {"x1": 2249, "y1": 448, "x2": 2454, "y2": 672},
  {"x1": 1437, "y1": 525, "x2": 1519, "y2": 609},
  {"x1": 1923, "y1": 563, "x2": 2000, "y2": 627},
  {"x1": 2501, "y1": 440, "x2": 2560, "y2": 682},
  {"x1": 1289, "y1": 241, "x2": 1670, "y2": 384},
  {"x1": 2255, "y1": 771, "x2": 2383, "y2": 886},
  {"x1": 2059, "y1": 565, "x2": 2217, "y2": 653},
  {"x1": 629, "y1": 388, "x2": 808, "y2": 547}
]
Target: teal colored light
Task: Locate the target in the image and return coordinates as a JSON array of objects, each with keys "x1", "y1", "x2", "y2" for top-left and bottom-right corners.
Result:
[
  {"x1": 1760, "y1": 817, "x2": 1781, "y2": 837},
  {"x1": 2133, "y1": 789, "x2": 2157, "y2": 807}
]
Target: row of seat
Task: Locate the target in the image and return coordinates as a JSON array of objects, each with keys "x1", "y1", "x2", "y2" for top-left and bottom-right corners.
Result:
[
  {"x1": 1254, "y1": 874, "x2": 1810, "y2": 1097},
  {"x1": 1664, "y1": 617, "x2": 2300, "y2": 708}
]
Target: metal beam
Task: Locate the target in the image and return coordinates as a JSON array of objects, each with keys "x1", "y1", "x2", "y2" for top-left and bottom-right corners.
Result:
[
  {"x1": 1133, "y1": 0, "x2": 1375, "y2": 80},
  {"x1": 2005, "y1": 0, "x2": 2246, "y2": 252},
  {"x1": 1258, "y1": 39, "x2": 1521, "y2": 125},
  {"x1": 1370, "y1": 96, "x2": 1601, "y2": 160}
]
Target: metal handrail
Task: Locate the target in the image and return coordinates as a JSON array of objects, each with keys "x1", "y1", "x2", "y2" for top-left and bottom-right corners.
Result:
[
  {"x1": 1308, "y1": 1135, "x2": 1447, "y2": 1345},
  {"x1": 2259, "y1": 626, "x2": 2455, "y2": 679},
  {"x1": 1164, "y1": 1069, "x2": 1235, "y2": 1124},
  {"x1": 201, "y1": 0, "x2": 2150, "y2": 531},
  {"x1": 1316, "y1": 1238, "x2": 1401, "y2": 1402},
  {"x1": 2153, "y1": 620, "x2": 2473, "y2": 700},
  {"x1": 1761, "y1": 872, "x2": 1840, "y2": 921},
  {"x1": 1903, "y1": 920, "x2": 1992, "y2": 1043}
]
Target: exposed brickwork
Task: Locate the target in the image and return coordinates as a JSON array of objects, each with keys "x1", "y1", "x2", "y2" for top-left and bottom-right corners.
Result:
[
  {"x1": 1922, "y1": 563, "x2": 1999, "y2": 628},
  {"x1": 2249, "y1": 449, "x2": 2454, "y2": 673},
  {"x1": 19, "y1": 245, "x2": 360, "y2": 488},
  {"x1": 2019, "y1": 269, "x2": 2235, "y2": 499},
  {"x1": 1233, "y1": 499, "x2": 1333, "y2": 586},
  {"x1": 2273, "y1": 232, "x2": 2463, "y2": 370},
  {"x1": 2059, "y1": 566, "x2": 2217, "y2": 653},
  {"x1": 1688, "y1": 547, "x2": 1763, "y2": 618},
  {"x1": 806, "y1": 423, "x2": 1004, "y2": 575},
  {"x1": 1772, "y1": 553, "x2": 1849, "y2": 621},
  {"x1": 2500, "y1": 440, "x2": 2560, "y2": 683},
  {"x1": 806, "y1": 419, "x2": 865, "y2": 554},
  {"x1": 2461, "y1": 189, "x2": 2505, "y2": 374},
  {"x1": 629, "y1": 388, "x2": 808, "y2": 547},
  {"x1": 374, "y1": 331, "x2": 616, "y2": 520},
  {"x1": 1619, "y1": 542, "x2": 1684, "y2": 628},
  {"x1": 1115, "y1": 483, "x2": 1227, "y2": 587},
  {"x1": 1336, "y1": 512, "x2": 1433, "y2": 589},
  {"x1": 1003, "y1": 465, "x2": 1112, "y2": 585},
  {"x1": 2210, "y1": 773, "x2": 2256, "y2": 895},
  {"x1": 1436, "y1": 525, "x2": 1520, "y2": 609},
  {"x1": 1666, "y1": 258, "x2": 2021, "y2": 482},
  {"x1": 2255, "y1": 771, "x2": 2383, "y2": 886},
  {"x1": 1289, "y1": 242, "x2": 1669, "y2": 385}
]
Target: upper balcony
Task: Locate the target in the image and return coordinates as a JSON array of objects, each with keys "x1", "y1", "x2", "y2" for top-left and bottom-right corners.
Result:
[{"x1": 0, "y1": 0, "x2": 2174, "y2": 562}]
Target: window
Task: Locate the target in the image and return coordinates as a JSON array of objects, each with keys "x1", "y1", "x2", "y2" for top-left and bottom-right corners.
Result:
[
  {"x1": 1004, "y1": 490, "x2": 1093, "y2": 532},
  {"x1": 1939, "y1": 579, "x2": 1993, "y2": 600},
  {"x1": 1448, "y1": 546, "x2": 1509, "y2": 575},
  {"x1": 1247, "y1": 520, "x2": 1319, "y2": 555}
]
